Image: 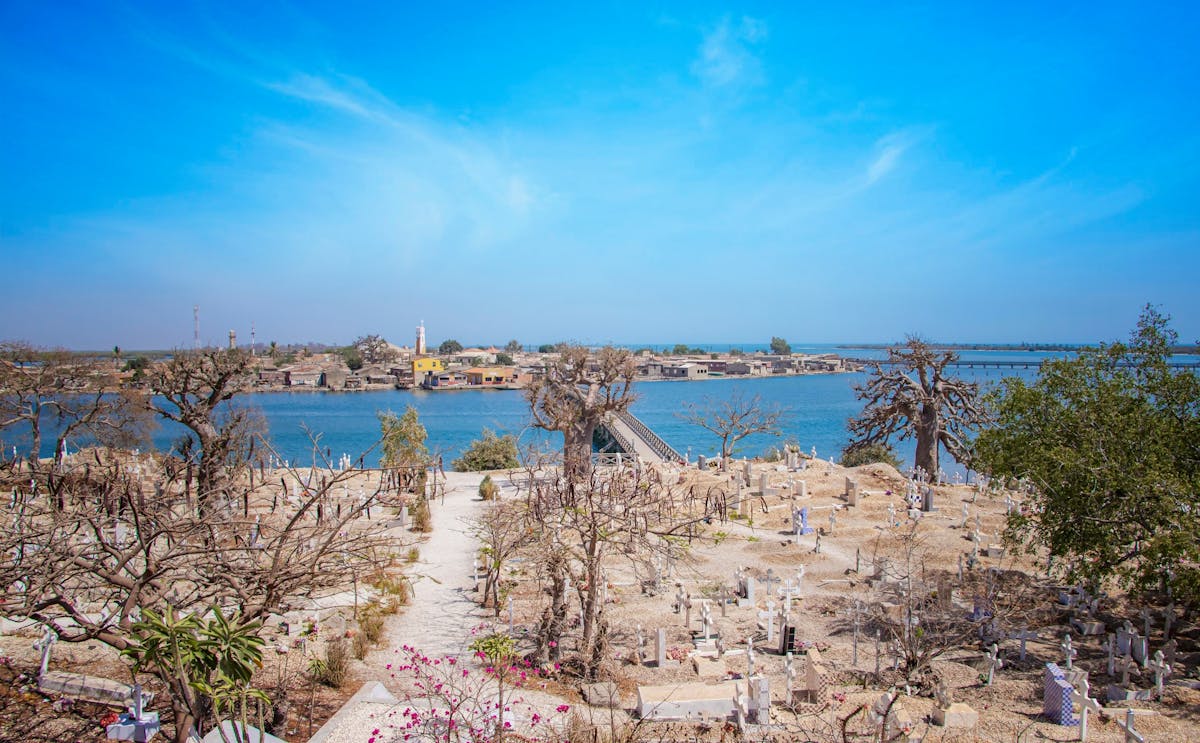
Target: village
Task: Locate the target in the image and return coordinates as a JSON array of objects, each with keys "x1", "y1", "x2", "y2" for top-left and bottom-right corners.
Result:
[{"x1": 250, "y1": 325, "x2": 855, "y2": 392}]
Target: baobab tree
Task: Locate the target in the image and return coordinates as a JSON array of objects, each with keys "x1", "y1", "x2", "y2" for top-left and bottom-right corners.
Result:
[
  {"x1": 846, "y1": 337, "x2": 984, "y2": 476},
  {"x1": 678, "y1": 391, "x2": 787, "y2": 470},
  {"x1": 524, "y1": 345, "x2": 636, "y2": 481}
]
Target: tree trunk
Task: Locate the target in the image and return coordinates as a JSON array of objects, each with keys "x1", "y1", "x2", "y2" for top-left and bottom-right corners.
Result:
[
  {"x1": 563, "y1": 422, "x2": 595, "y2": 482},
  {"x1": 914, "y1": 403, "x2": 940, "y2": 476}
]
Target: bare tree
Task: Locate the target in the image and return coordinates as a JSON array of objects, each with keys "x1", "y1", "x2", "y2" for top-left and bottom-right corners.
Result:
[
  {"x1": 0, "y1": 348, "x2": 403, "y2": 742},
  {"x1": 524, "y1": 463, "x2": 714, "y2": 679},
  {"x1": 0, "y1": 342, "x2": 155, "y2": 471},
  {"x1": 678, "y1": 391, "x2": 787, "y2": 470},
  {"x1": 846, "y1": 337, "x2": 984, "y2": 475},
  {"x1": 0, "y1": 442, "x2": 397, "y2": 741},
  {"x1": 524, "y1": 345, "x2": 636, "y2": 481},
  {"x1": 147, "y1": 349, "x2": 259, "y2": 516},
  {"x1": 471, "y1": 499, "x2": 534, "y2": 615},
  {"x1": 352, "y1": 334, "x2": 398, "y2": 365}
]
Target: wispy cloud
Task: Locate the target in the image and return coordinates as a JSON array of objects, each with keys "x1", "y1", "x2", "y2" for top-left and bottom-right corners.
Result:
[{"x1": 691, "y1": 16, "x2": 768, "y2": 90}]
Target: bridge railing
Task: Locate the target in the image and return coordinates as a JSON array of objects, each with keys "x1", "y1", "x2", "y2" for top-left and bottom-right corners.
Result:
[{"x1": 616, "y1": 410, "x2": 683, "y2": 462}]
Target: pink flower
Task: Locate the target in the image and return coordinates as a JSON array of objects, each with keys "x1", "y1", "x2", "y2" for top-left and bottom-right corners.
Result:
[{"x1": 556, "y1": 704, "x2": 570, "y2": 713}]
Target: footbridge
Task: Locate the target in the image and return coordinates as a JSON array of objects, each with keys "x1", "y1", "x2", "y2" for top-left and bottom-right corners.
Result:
[{"x1": 597, "y1": 410, "x2": 683, "y2": 464}]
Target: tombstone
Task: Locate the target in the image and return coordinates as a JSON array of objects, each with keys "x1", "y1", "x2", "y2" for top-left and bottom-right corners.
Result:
[
  {"x1": 743, "y1": 459, "x2": 753, "y2": 486},
  {"x1": 634, "y1": 625, "x2": 646, "y2": 664},
  {"x1": 828, "y1": 509, "x2": 837, "y2": 535},
  {"x1": 742, "y1": 577, "x2": 756, "y2": 607},
  {"x1": 844, "y1": 477, "x2": 858, "y2": 506},
  {"x1": 1116, "y1": 621, "x2": 1138, "y2": 656},
  {"x1": 960, "y1": 502, "x2": 970, "y2": 528},
  {"x1": 655, "y1": 628, "x2": 668, "y2": 668},
  {"x1": 921, "y1": 486, "x2": 936, "y2": 512},
  {"x1": 792, "y1": 506, "x2": 814, "y2": 535},
  {"x1": 931, "y1": 680, "x2": 978, "y2": 729},
  {"x1": 793, "y1": 479, "x2": 808, "y2": 499},
  {"x1": 1043, "y1": 663, "x2": 1081, "y2": 726},
  {"x1": 759, "y1": 473, "x2": 770, "y2": 496},
  {"x1": 697, "y1": 455, "x2": 707, "y2": 470},
  {"x1": 107, "y1": 683, "x2": 162, "y2": 742},
  {"x1": 747, "y1": 676, "x2": 770, "y2": 724}
]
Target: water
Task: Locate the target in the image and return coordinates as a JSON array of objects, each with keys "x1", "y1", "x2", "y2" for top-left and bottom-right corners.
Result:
[{"x1": 10, "y1": 349, "x2": 1194, "y2": 471}]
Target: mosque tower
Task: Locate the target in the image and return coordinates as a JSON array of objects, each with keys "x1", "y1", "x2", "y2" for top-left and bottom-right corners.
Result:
[{"x1": 415, "y1": 321, "x2": 426, "y2": 355}]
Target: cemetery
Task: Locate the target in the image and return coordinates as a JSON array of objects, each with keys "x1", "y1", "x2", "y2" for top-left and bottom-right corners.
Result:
[{"x1": 2, "y1": 446, "x2": 1199, "y2": 742}]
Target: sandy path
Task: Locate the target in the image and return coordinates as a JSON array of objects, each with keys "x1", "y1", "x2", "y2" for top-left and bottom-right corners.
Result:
[{"x1": 368, "y1": 471, "x2": 497, "y2": 663}]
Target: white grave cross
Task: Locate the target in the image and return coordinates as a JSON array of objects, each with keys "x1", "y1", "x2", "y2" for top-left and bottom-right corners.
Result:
[
  {"x1": 1061, "y1": 633, "x2": 1077, "y2": 670},
  {"x1": 1071, "y1": 676, "x2": 1103, "y2": 742},
  {"x1": 1147, "y1": 649, "x2": 1170, "y2": 698}
]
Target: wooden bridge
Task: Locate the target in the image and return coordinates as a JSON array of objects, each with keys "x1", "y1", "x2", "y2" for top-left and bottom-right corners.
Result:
[{"x1": 596, "y1": 410, "x2": 683, "y2": 464}]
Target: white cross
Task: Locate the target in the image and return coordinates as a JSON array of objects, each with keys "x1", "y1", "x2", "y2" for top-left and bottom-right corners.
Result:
[
  {"x1": 1147, "y1": 650, "x2": 1170, "y2": 698},
  {"x1": 1115, "y1": 707, "x2": 1146, "y2": 743},
  {"x1": 1061, "y1": 633, "x2": 1077, "y2": 670},
  {"x1": 1009, "y1": 628, "x2": 1038, "y2": 661},
  {"x1": 1071, "y1": 676, "x2": 1103, "y2": 743},
  {"x1": 1140, "y1": 606, "x2": 1153, "y2": 639}
]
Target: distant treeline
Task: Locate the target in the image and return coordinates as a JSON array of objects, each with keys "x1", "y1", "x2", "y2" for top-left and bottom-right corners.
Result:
[{"x1": 839, "y1": 342, "x2": 1200, "y2": 354}]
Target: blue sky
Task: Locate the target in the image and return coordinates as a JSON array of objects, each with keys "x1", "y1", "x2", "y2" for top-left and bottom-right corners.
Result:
[{"x1": 2, "y1": 2, "x2": 1198, "y2": 349}]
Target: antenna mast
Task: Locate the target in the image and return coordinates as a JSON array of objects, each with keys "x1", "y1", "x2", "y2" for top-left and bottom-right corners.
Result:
[{"x1": 193, "y1": 305, "x2": 201, "y2": 350}]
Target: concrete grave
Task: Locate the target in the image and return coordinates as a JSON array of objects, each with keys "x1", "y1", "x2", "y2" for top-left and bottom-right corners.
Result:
[{"x1": 636, "y1": 681, "x2": 739, "y2": 720}]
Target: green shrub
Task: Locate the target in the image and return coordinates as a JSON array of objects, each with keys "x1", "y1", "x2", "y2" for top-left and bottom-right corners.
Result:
[
  {"x1": 453, "y1": 429, "x2": 520, "y2": 471},
  {"x1": 478, "y1": 475, "x2": 500, "y2": 501}
]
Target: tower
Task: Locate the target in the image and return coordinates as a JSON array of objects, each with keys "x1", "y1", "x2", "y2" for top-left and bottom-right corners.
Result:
[
  {"x1": 229, "y1": 329, "x2": 237, "y2": 350},
  {"x1": 193, "y1": 305, "x2": 200, "y2": 350},
  {"x1": 416, "y1": 321, "x2": 426, "y2": 355},
  {"x1": 250, "y1": 322, "x2": 256, "y2": 357}
]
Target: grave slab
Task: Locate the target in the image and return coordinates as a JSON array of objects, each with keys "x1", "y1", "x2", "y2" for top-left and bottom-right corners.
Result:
[
  {"x1": 932, "y1": 702, "x2": 978, "y2": 728},
  {"x1": 636, "y1": 681, "x2": 738, "y2": 720}
]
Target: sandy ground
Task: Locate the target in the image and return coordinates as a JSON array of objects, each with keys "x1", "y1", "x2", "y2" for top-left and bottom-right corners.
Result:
[{"x1": 4, "y1": 458, "x2": 1197, "y2": 742}]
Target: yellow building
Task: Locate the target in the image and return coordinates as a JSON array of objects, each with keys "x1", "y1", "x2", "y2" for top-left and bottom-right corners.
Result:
[{"x1": 413, "y1": 356, "x2": 444, "y2": 386}]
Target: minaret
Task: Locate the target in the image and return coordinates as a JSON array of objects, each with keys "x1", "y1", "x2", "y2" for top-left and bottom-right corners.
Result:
[
  {"x1": 228, "y1": 330, "x2": 237, "y2": 350},
  {"x1": 250, "y1": 322, "x2": 256, "y2": 357},
  {"x1": 416, "y1": 321, "x2": 426, "y2": 355}
]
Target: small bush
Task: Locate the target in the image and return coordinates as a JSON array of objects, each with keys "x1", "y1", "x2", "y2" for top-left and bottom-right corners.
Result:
[
  {"x1": 358, "y1": 603, "x2": 386, "y2": 645},
  {"x1": 453, "y1": 429, "x2": 520, "y2": 471},
  {"x1": 404, "y1": 547, "x2": 420, "y2": 563},
  {"x1": 313, "y1": 637, "x2": 350, "y2": 688},
  {"x1": 478, "y1": 475, "x2": 499, "y2": 501},
  {"x1": 352, "y1": 632, "x2": 371, "y2": 660}
]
